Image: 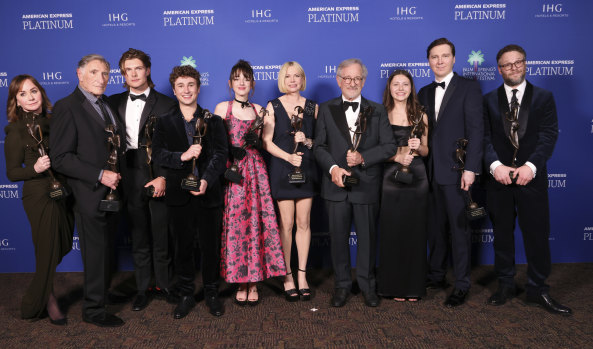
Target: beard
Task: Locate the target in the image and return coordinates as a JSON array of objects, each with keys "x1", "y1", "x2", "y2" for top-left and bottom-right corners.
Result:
[{"x1": 503, "y1": 72, "x2": 526, "y2": 87}]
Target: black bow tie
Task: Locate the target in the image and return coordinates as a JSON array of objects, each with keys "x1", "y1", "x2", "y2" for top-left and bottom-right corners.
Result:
[
  {"x1": 434, "y1": 81, "x2": 446, "y2": 89},
  {"x1": 342, "y1": 101, "x2": 359, "y2": 112},
  {"x1": 130, "y1": 93, "x2": 147, "y2": 102}
]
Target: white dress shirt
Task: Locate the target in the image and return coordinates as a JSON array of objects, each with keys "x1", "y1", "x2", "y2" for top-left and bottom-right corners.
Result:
[
  {"x1": 434, "y1": 71, "x2": 454, "y2": 121},
  {"x1": 125, "y1": 87, "x2": 150, "y2": 150},
  {"x1": 329, "y1": 95, "x2": 362, "y2": 174}
]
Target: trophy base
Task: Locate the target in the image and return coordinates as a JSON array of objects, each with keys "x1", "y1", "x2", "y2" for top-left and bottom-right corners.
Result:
[
  {"x1": 181, "y1": 178, "x2": 199, "y2": 191},
  {"x1": 394, "y1": 170, "x2": 413, "y2": 184},
  {"x1": 466, "y1": 206, "x2": 487, "y2": 220},
  {"x1": 49, "y1": 187, "x2": 69, "y2": 200},
  {"x1": 99, "y1": 199, "x2": 121, "y2": 212},
  {"x1": 288, "y1": 172, "x2": 306, "y2": 184},
  {"x1": 342, "y1": 174, "x2": 359, "y2": 187},
  {"x1": 145, "y1": 185, "x2": 155, "y2": 197},
  {"x1": 509, "y1": 170, "x2": 518, "y2": 184},
  {"x1": 224, "y1": 169, "x2": 244, "y2": 184}
]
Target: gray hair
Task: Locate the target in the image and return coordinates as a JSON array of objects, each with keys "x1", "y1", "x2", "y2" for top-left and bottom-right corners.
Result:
[
  {"x1": 337, "y1": 58, "x2": 368, "y2": 79},
  {"x1": 77, "y1": 54, "x2": 110, "y2": 71}
]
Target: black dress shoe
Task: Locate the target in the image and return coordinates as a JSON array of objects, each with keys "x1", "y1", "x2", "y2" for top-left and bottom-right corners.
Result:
[
  {"x1": 426, "y1": 279, "x2": 450, "y2": 290},
  {"x1": 132, "y1": 294, "x2": 150, "y2": 311},
  {"x1": 151, "y1": 287, "x2": 171, "y2": 300},
  {"x1": 49, "y1": 317, "x2": 67, "y2": 326},
  {"x1": 173, "y1": 295, "x2": 196, "y2": 319},
  {"x1": 444, "y1": 288, "x2": 468, "y2": 308},
  {"x1": 331, "y1": 288, "x2": 349, "y2": 307},
  {"x1": 205, "y1": 293, "x2": 224, "y2": 317},
  {"x1": 362, "y1": 292, "x2": 380, "y2": 307},
  {"x1": 83, "y1": 313, "x2": 125, "y2": 327},
  {"x1": 284, "y1": 288, "x2": 299, "y2": 302},
  {"x1": 487, "y1": 286, "x2": 516, "y2": 306},
  {"x1": 525, "y1": 293, "x2": 572, "y2": 316}
]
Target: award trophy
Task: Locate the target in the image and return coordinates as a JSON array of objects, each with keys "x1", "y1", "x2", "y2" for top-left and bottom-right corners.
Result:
[
  {"x1": 453, "y1": 138, "x2": 486, "y2": 220},
  {"x1": 288, "y1": 106, "x2": 306, "y2": 184},
  {"x1": 342, "y1": 105, "x2": 371, "y2": 187},
  {"x1": 26, "y1": 117, "x2": 69, "y2": 200},
  {"x1": 505, "y1": 97, "x2": 520, "y2": 184},
  {"x1": 140, "y1": 115, "x2": 158, "y2": 197},
  {"x1": 393, "y1": 114, "x2": 423, "y2": 184},
  {"x1": 224, "y1": 107, "x2": 266, "y2": 184},
  {"x1": 181, "y1": 110, "x2": 211, "y2": 191},
  {"x1": 99, "y1": 124, "x2": 122, "y2": 212}
]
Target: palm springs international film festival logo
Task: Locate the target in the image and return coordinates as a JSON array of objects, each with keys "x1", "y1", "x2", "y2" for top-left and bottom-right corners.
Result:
[
  {"x1": 379, "y1": 62, "x2": 431, "y2": 79},
  {"x1": 0, "y1": 184, "x2": 19, "y2": 199},
  {"x1": 453, "y1": 3, "x2": 506, "y2": 21},
  {"x1": 21, "y1": 13, "x2": 74, "y2": 30},
  {"x1": 246, "y1": 9, "x2": 279, "y2": 24},
  {"x1": 307, "y1": 6, "x2": 360, "y2": 23},
  {"x1": 162, "y1": 9, "x2": 215, "y2": 27},
  {"x1": 179, "y1": 56, "x2": 210, "y2": 86},
  {"x1": 0, "y1": 72, "x2": 7, "y2": 88},
  {"x1": 462, "y1": 50, "x2": 496, "y2": 81}
]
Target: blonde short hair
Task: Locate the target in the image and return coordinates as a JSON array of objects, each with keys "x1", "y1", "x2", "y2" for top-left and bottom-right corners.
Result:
[{"x1": 278, "y1": 61, "x2": 306, "y2": 93}]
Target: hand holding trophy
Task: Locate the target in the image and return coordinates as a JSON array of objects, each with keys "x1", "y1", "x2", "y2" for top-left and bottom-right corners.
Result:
[
  {"x1": 26, "y1": 116, "x2": 69, "y2": 200},
  {"x1": 505, "y1": 96, "x2": 520, "y2": 184},
  {"x1": 181, "y1": 109, "x2": 210, "y2": 191},
  {"x1": 288, "y1": 106, "x2": 306, "y2": 184},
  {"x1": 99, "y1": 125, "x2": 122, "y2": 212},
  {"x1": 342, "y1": 105, "x2": 371, "y2": 187},
  {"x1": 393, "y1": 113, "x2": 423, "y2": 184},
  {"x1": 453, "y1": 138, "x2": 486, "y2": 220},
  {"x1": 224, "y1": 107, "x2": 266, "y2": 184}
]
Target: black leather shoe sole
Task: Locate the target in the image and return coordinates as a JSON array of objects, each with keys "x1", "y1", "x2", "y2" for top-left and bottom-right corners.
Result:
[
  {"x1": 444, "y1": 289, "x2": 468, "y2": 308},
  {"x1": 83, "y1": 313, "x2": 125, "y2": 327},
  {"x1": 331, "y1": 289, "x2": 349, "y2": 307},
  {"x1": 132, "y1": 295, "x2": 150, "y2": 311},
  {"x1": 49, "y1": 317, "x2": 67, "y2": 326}
]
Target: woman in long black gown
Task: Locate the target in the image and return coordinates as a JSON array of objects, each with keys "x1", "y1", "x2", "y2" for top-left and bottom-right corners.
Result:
[
  {"x1": 377, "y1": 70, "x2": 429, "y2": 301},
  {"x1": 4, "y1": 75, "x2": 74, "y2": 324}
]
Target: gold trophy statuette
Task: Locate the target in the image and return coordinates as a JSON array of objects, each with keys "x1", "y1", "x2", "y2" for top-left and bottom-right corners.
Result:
[
  {"x1": 393, "y1": 113, "x2": 423, "y2": 184},
  {"x1": 288, "y1": 106, "x2": 306, "y2": 184},
  {"x1": 141, "y1": 115, "x2": 158, "y2": 197},
  {"x1": 181, "y1": 110, "x2": 210, "y2": 191},
  {"x1": 453, "y1": 138, "x2": 486, "y2": 220},
  {"x1": 26, "y1": 116, "x2": 69, "y2": 200},
  {"x1": 505, "y1": 97, "x2": 520, "y2": 184},
  {"x1": 342, "y1": 105, "x2": 370, "y2": 187},
  {"x1": 224, "y1": 107, "x2": 266, "y2": 184},
  {"x1": 99, "y1": 124, "x2": 122, "y2": 212}
]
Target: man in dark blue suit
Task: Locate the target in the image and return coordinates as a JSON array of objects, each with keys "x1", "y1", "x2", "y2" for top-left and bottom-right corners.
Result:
[
  {"x1": 483, "y1": 44, "x2": 571, "y2": 315},
  {"x1": 418, "y1": 38, "x2": 483, "y2": 307},
  {"x1": 314, "y1": 58, "x2": 396, "y2": 307}
]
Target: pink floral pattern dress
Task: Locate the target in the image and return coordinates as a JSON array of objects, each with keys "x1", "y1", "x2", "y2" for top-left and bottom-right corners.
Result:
[{"x1": 220, "y1": 101, "x2": 286, "y2": 283}]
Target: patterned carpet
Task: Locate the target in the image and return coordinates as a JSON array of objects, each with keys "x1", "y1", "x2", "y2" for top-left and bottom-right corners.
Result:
[{"x1": 0, "y1": 264, "x2": 591, "y2": 348}]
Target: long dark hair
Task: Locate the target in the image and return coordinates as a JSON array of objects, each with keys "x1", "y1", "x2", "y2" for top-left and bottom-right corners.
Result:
[
  {"x1": 6, "y1": 74, "x2": 51, "y2": 123},
  {"x1": 382, "y1": 69, "x2": 426, "y2": 134}
]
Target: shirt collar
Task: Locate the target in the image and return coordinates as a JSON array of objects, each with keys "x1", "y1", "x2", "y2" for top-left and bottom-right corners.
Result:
[
  {"x1": 129, "y1": 87, "x2": 151, "y2": 98},
  {"x1": 503, "y1": 79, "x2": 527, "y2": 95},
  {"x1": 341, "y1": 95, "x2": 362, "y2": 104},
  {"x1": 436, "y1": 71, "x2": 454, "y2": 85},
  {"x1": 78, "y1": 85, "x2": 102, "y2": 103}
]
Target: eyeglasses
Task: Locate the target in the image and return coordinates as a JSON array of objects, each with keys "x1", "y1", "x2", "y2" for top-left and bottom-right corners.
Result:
[
  {"x1": 499, "y1": 59, "x2": 526, "y2": 71},
  {"x1": 339, "y1": 76, "x2": 364, "y2": 84}
]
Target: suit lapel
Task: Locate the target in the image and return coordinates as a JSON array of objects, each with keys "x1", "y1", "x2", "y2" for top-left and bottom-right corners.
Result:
[
  {"x1": 329, "y1": 99, "x2": 353, "y2": 148},
  {"x1": 80, "y1": 96, "x2": 108, "y2": 129},
  {"x1": 359, "y1": 97, "x2": 374, "y2": 147},
  {"x1": 518, "y1": 81, "x2": 533, "y2": 139},
  {"x1": 139, "y1": 90, "x2": 157, "y2": 136},
  {"x1": 117, "y1": 93, "x2": 128, "y2": 128},
  {"x1": 439, "y1": 73, "x2": 458, "y2": 121},
  {"x1": 426, "y1": 84, "x2": 436, "y2": 126},
  {"x1": 172, "y1": 111, "x2": 190, "y2": 148},
  {"x1": 497, "y1": 85, "x2": 511, "y2": 138}
]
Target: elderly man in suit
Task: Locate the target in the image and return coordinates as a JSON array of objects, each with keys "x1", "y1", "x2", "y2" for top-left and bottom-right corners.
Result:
[
  {"x1": 108, "y1": 48, "x2": 176, "y2": 312},
  {"x1": 314, "y1": 58, "x2": 395, "y2": 308},
  {"x1": 483, "y1": 44, "x2": 571, "y2": 315},
  {"x1": 417, "y1": 38, "x2": 483, "y2": 307},
  {"x1": 50, "y1": 54, "x2": 125, "y2": 327}
]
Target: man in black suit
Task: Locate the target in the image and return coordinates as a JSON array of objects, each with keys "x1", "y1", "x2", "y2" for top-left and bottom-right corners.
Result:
[
  {"x1": 314, "y1": 58, "x2": 395, "y2": 307},
  {"x1": 108, "y1": 48, "x2": 176, "y2": 312},
  {"x1": 483, "y1": 44, "x2": 571, "y2": 315},
  {"x1": 152, "y1": 65, "x2": 228, "y2": 319},
  {"x1": 50, "y1": 54, "x2": 125, "y2": 327},
  {"x1": 417, "y1": 38, "x2": 483, "y2": 307}
]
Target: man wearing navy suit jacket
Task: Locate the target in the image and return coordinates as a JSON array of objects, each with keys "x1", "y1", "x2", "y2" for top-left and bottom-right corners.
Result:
[
  {"x1": 108, "y1": 48, "x2": 177, "y2": 312},
  {"x1": 314, "y1": 58, "x2": 396, "y2": 307},
  {"x1": 417, "y1": 38, "x2": 483, "y2": 307},
  {"x1": 483, "y1": 44, "x2": 571, "y2": 315},
  {"x1": 50, "y1": 54, "x2": 125, "y2": 327}
]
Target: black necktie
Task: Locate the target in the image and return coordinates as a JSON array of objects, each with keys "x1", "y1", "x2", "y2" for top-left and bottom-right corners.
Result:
[
  {"x1": 510, "y1": 89, "x2": 519, "y2": 107},
  {"x1": 96, "y1": 97, "x2": 113, "y2": 128},
  {"x1": 434, "y1": 81, "x2": 446, "y2": 89},
  {"x1": 342, "y1": 101, "x2": 359, "y2": 112},
  {"x1": 130, "y1": 93, "x2": 147, "y2": 102}
]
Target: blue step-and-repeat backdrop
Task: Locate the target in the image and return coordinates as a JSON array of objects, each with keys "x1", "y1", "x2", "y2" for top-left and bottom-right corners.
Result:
[{"x1": 1, "y1": 1, "x2": 592, "y2": 273}]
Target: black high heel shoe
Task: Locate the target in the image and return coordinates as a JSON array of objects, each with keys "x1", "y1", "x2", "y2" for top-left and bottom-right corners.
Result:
[
  {"x1": 284, "y1": 272, "x2": 299, "y2": 302},
  {"x1": 235, "y1": 285, "x2": 248, "y2": 306},
  {"x1": 298, "y1": 268, "x2": 312, "y2": 301}
]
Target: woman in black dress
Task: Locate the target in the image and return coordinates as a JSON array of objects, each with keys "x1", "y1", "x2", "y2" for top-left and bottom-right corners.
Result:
[
  {"x1": 263, "y1": 61, "x2": 318, "y2": 301},
  {"x1": 4, "y1": 75, "x2": 74, "y2": 324},
  {"x1": 377, "y1": 70, "x2": 429, "y2": 301}
]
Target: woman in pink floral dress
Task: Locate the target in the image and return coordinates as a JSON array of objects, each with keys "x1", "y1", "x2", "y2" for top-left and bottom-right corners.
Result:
[{"x1": 214, "y1": 60, "x2": 286, "y2": 306}]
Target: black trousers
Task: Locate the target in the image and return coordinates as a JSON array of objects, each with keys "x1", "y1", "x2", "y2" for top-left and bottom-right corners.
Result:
[
  {"x1": 124, "y1": 163, "x2": 171, "y2": 294},
  {"x1": 326, "y1": 199, "x2": 378, "y2": 294},
  {"x1": 169, "y1": 198, "x2": 222, "y2": 296},
  {"x1": 75, "y1": 210, "x2": 119, "y2": 318},
  {"x1": 427, "y1": 183, "x2": 472, "y2": 291},
  {"x1": 487, "y1": 184, "x2": 551, "y2": 296}
]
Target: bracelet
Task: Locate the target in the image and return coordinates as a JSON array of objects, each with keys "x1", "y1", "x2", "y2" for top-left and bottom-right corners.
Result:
[{"x1": 304, "y1": 138, "x2": 314, "y2": 149}]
